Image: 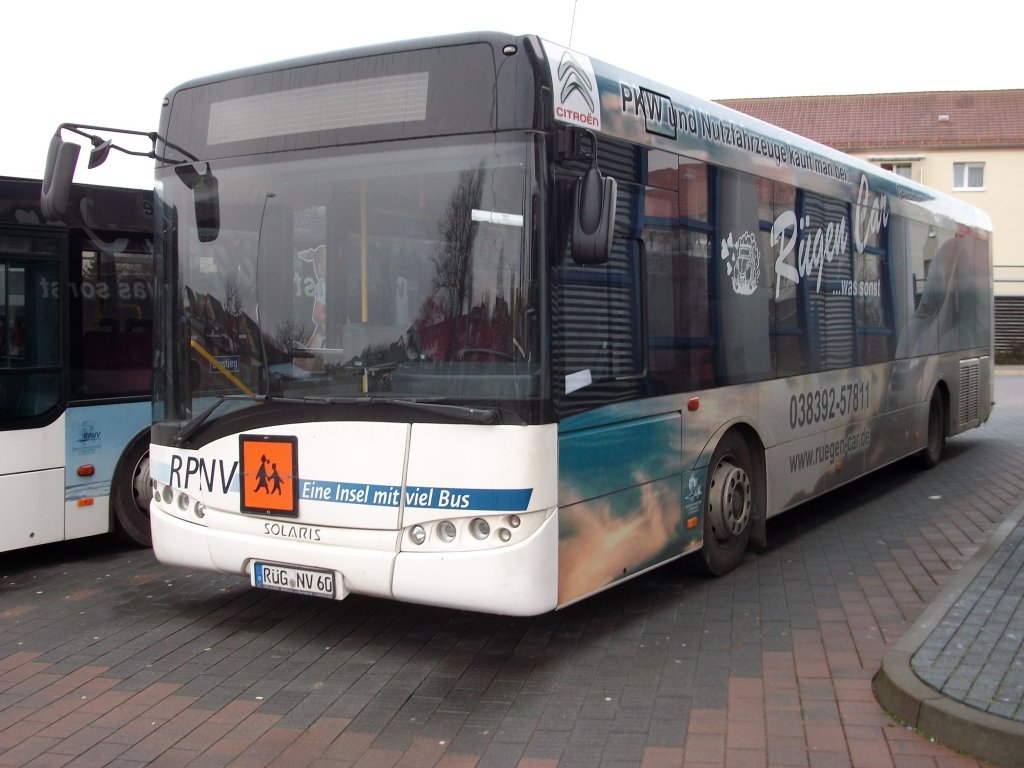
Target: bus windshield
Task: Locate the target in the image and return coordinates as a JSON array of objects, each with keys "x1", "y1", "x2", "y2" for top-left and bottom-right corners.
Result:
[{"x1": 158, "y1": 135, "x2": 539, "y2": 424}]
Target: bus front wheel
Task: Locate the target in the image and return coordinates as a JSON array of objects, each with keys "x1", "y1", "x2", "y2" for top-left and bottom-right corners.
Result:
[
  {"x1": 112, "y1": 429, "x2": 153, "y2": 547},
  {"x1": 694, "y1": 431, "x2": 757, "y2": 576}
]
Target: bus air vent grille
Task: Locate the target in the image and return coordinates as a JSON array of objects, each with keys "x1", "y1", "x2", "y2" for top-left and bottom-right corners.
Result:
[{"x1": 958, "y1": 359, "x2": 980, "y2": 426}]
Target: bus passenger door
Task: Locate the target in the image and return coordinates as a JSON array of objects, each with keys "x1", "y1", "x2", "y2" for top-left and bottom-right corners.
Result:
[{"x1": 0, "y1": 226, "x2": 67, "y2": 552}]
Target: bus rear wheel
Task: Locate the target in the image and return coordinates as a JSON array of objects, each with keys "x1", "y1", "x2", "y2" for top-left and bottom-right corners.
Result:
[
  {"x1": 693, "y1": 431, "x2": 756, "y2": 576},
  {"x1": 920, "y1": 391, "x2": 946, "y2": 469},
  {"x1": 112, "y1": 429, "x2": 153, "y2": 547}
]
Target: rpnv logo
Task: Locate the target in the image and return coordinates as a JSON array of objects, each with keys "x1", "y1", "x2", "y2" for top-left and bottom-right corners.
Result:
[
  {"x1": 542, "y1": 40, "x2": 601, "y2": 130},
  {"x1": 76, "y1": 421, "x2": 101, "y2": 445}
]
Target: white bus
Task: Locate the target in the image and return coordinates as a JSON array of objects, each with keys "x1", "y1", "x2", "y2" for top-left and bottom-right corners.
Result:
[
  {"x1": 1, "y1": 176, "x2": 154, "y2": 551},
  {"x1": 44, "y1": 33, "x2": 992, "y2": 613}
]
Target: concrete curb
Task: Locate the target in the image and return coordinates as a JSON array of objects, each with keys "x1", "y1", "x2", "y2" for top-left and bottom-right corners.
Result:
[{"x1": 873, "y1": 500, "x2": 1024, "y2": 768}]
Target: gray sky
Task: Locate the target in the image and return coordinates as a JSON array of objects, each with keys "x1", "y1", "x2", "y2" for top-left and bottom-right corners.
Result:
[{"x1": 5, "y1": 0, "x2": 1020, "y2": 189}]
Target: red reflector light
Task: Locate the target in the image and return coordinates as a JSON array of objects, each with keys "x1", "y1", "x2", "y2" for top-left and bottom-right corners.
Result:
[
  {"x1": 687, "y1": 397, "x2": 700, "y2": 412},
  {"x1": 77, "y1": 464, "x2": 95, "y2": 477}
]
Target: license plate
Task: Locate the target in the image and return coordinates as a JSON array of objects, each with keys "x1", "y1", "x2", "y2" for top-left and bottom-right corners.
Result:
[{"x1": 251, "y1": 562, "x2": 336, "y2": 598}]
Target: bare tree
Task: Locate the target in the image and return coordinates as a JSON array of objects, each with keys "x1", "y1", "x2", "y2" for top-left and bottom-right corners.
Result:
[{"x1": 430, "y1": 164, "x2": 485, "y2": 353}]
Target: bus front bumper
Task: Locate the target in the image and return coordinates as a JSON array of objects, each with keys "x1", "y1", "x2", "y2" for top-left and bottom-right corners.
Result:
[{"x1": 150, "y1": 505, "x2": 559, "y2": 616}]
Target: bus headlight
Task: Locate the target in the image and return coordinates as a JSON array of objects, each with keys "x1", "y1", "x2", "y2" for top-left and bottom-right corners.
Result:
[
  {"x1": 400, "y1": 509, "x2": 550, "y2": 553},
  {"x1": 469, "y1": 518, "x2": 490, "y2": 540},
  {"x1": 437, "y1": 520, "x2": 457, "y2": 543},
  {"x1": 410, "y1": 525, "x2": 426, "y2": 546}
]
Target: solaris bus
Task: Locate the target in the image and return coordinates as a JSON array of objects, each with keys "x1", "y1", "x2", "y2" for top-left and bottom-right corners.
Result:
[{"x1": 41, "y1": 32, "x2": 992, "y2": 613}]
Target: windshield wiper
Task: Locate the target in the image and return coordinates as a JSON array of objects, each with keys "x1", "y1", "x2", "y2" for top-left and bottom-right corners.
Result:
[
  {"x1": 174, "y1": 394, "x2": 500, "y2": 445},
  {"x1": 173, "y1": 394, "x2": 258, "y2": 445},
  {"x1": 302, "y1": 395, "x2": 500, "y2": 425}
]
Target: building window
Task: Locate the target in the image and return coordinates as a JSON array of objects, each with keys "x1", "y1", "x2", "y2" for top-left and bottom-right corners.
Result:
[
  {"x1": 953, "y1": 162, "x2": 984, "y2": 190},
  {"x1": 882, "y1": 162, "x2": 912, "y2": 179}
]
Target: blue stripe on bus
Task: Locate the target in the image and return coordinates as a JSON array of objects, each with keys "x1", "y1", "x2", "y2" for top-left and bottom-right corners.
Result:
[{"x1": 298, "y1": 479, "x2": 532, "y2": 511}]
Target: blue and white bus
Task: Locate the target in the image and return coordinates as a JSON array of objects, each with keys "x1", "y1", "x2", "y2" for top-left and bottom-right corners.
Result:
[
  {"x1": 1, "y1": 177, "x2": 154, "y2": 551},
  {"x1": 44, "y1": 33, "x2": 992, "y2": 613}
]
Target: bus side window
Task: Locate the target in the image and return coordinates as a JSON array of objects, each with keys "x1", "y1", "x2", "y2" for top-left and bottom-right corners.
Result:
[
  {"x1": 758, "y1": 179, "x2": 806, "y2": 377},
  {"x1": 552, "y1": 170, "x2": 643, "y2": 414},
  {"x1": 643, "y1": 190, "x2": 714, "y2": 394},
  {"x1": 716, "y1": 169, "x2": 772, "y2": 384},
  {"x1": 72, "y1": 247, "x2": 154, "y2": 398},
  {"x1": 0, "y1": 248, "x2": 63, "y2": 421},
  {"x1": 854, "y1": 248, "x2": 895, "y2": 365},
  {"x1": 971, "y1": 236, "x2": 990, "y2": 349},
  {"x1": 905, "y1": 221, "x2": 944, "y2": 357}
]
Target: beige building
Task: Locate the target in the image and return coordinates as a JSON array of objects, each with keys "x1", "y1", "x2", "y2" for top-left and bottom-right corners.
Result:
[{"x1": 720, "y1": 90, "x2": 1024, "y2": 356}]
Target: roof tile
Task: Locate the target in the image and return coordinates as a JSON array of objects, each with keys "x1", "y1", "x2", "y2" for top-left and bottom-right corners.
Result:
[{"x1": 717, "y1": 90, "x2": 1024, "y2": 151}]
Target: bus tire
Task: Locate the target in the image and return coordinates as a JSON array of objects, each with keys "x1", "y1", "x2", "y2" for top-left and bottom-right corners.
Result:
[
  {"x1": 920, "y1": 390, "x2": 946, "y2": 469},
  {"x1": 693, "y1": 431, "x2": 756, "y2": 576},
  {"x1": 112, "y1": 428, "x2": 153, "y2": 547}
]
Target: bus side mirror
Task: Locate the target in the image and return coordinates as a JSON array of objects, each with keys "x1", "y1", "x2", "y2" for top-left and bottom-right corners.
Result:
[
  {"x1": 175, "y1": 163, "x2": 221, "y2": 243},
  {"x1": 571, "y1": 164, "x2": 616, "y2": 265},
  {"x1": 40, "y1": 133, "x2": 81, "y2": 221},
  {"x1": 193, "y1": 170, "x2": 220, "y2": 243}
]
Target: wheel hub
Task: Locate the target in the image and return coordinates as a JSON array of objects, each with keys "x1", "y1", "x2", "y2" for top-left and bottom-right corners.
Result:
[
  {"x1": 131, "y1": 455, "x2": 153, "y2": 515},
  {"x1": 708, "y1": 460, "x2": 751, "y2": 542}
]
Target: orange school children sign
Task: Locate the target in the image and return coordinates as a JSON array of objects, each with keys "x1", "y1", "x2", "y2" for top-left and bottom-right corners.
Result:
[{"x1": 240, "y1": 435, "x2": 299, "y2": 516}]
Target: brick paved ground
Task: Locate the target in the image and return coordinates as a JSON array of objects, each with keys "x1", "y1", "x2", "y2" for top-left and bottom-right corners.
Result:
[
  {"x1": 1, "y1": 373, "x2": 1022, "y2": 767},
  {"x1": 912, "y1": 514, "x2": 1024, "y2": 723}
]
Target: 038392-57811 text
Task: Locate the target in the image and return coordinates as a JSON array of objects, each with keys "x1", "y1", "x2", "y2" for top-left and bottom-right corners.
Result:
[{"x1": 789, "y1": 381, "x2": 870, "y2": 429}]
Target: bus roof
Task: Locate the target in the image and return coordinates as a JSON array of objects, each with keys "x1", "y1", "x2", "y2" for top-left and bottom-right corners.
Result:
[
  {"x1": 537, "y1": 36, "x2": 992, "y2": 234},
  {"x1": 160, "y1": 31, "x2": 991, "y2": 235},
  {"x1": 0, "y1": 176, "x2": 152, "y2": 232},
  {"x1": 162, "y1": 31, "x2": 525, "y2": 95}
]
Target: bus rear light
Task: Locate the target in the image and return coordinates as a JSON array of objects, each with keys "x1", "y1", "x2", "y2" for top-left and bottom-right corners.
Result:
[{"x1": 76, "y1": 464, "x2": 95, "y2": 477}]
